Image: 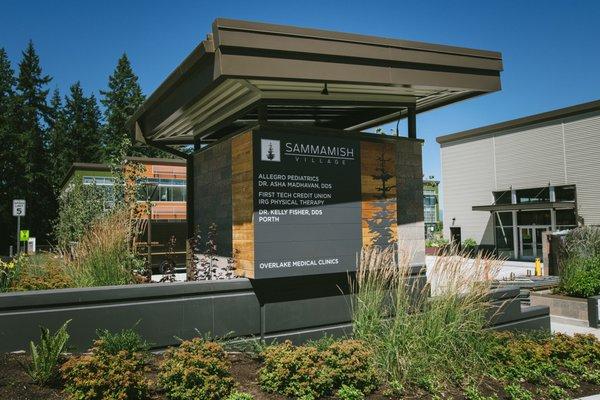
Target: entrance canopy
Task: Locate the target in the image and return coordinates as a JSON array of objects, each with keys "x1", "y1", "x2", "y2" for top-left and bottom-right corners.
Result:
[
  {"x1": 130, "y1": 18, "x2": 503, "y2": 149},
  {"x1": 472, "y1": 202, "x2": 576, "y2": 212}
]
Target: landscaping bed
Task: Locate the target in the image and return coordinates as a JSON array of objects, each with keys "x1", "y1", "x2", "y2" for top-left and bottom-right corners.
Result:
[{"x1": 3, "y1": 331, "x2": 600, "y2": 400}]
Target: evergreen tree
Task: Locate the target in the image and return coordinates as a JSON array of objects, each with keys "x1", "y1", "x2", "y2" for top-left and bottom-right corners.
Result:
[
  {"x1": 0, "y1": 48, "x2": 17, "y2": 252},
  {"x1": 100, "y1": 53, "x2": 163, "y2": 160},
  {"x1": 12, "y1": 40, "x2": 55, "y2": 245},
  {"x1": 47, "y1": 88, "x2": 69, "y2": 189},
  {"x1": 63, "y1": 82, "x2": 103, "y2": 166}
]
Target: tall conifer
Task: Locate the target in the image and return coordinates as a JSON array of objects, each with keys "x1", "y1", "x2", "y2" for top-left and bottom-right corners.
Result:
[
  {"x1": 100, "y1": 53, "x2": 163, "y2": 160},
  {"x1": 63, "y1": 82, "x2": 103, "y2": 165},
  {"x1": 13, "y1": 41, "x2": 55, "y2": 244},
  {"x1": 0, "y1": 48, "x2": 17, "y2": 251}
]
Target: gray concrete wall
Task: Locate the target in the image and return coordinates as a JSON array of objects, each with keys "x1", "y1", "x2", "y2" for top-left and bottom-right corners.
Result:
[{"x1": 0, "y1": 276, "x2": 549, "y2": 353}]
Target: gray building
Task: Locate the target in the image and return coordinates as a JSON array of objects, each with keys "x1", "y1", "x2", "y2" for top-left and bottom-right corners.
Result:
[{"x1": 437, "y1": 99, "x2": 600, "y2": 260}]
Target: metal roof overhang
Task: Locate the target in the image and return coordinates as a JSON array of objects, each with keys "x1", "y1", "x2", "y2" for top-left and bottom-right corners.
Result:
[
  {"x1": 130, "y1": 18, "x2": 503, "y2": 147},
  {"x1": 472, "y1": 202, "x2": 576, "y2": 212}
]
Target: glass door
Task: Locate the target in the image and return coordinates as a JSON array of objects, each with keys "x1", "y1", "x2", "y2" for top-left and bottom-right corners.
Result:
[
  {"x1": 519, "y1": 226, "x2": 550, "y2": 260},
  {"x1": 519, "y1": 227, "x2": 534, "y2": 260}
]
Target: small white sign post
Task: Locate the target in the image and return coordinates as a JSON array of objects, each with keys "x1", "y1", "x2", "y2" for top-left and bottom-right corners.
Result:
[
  {"x1": 27, "y1": 237, "x2": 36, "y2": 254},
  {"x1": 12, "y1": 199, "x2": 25, "y2": 254}
]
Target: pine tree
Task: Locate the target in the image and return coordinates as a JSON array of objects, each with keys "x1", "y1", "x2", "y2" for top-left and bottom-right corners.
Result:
[
  {"x1": 100, "y1": 53, "x2": 163, "y2": 160},
  {"x1": 13, "y1": 40, "x2": 55, "y2": 245},
  {"x1": 0, "y1": 47, "x2": 17, "y2": 252},
  {"x1": 47, "y1": 88, "x2": 69, "y2": 189},
  {"x1": 63, "y1": 82, "x2": 103, "y2": 166}
]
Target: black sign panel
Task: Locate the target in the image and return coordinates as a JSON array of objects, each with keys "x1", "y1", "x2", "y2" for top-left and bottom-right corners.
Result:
[{"x1": 253, "y1": 129, "x2": 362, "y2": 278}]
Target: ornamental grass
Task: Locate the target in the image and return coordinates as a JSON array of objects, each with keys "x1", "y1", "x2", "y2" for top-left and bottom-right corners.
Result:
[{"x1": 352, "y1": 245, "x2": 502, "y2": 392}]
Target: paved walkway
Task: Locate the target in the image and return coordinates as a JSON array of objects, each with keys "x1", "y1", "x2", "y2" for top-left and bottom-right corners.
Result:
[
  {"x1": 551, "y1": 316, "x2": 600, "y2": 339},
  {"x1": 425, "y1": 255, "x2": 535, "y2": 280}
]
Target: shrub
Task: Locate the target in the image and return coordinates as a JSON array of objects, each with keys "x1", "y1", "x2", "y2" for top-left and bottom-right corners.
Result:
[
  {"x1": 95, "y1": 326, "x2": 149, "y2": 355},
  {"x1": 158, "y1": 338, "x2": 234, "y2": 400},
  {"x1": 258, "y1": 339, "x2": 378, "y2": 398},
  {"x1": 464, "y1": 385, "x2": 498, "y2": 400},
  {"x1": 9, "y1": 253, "x2": 72, "y2": 291},
  {"x1": 463, "y1": 238, "x2": 477, "y2": 250},
  {"x1": 61, "y1": 339, "x2": 149, "y2": 400},
  {"x1": 324, "y1": 340, "x2": 379, "y2": 393},
  {"x1": 352, "y1": 246, "x2": 499, "y2": 391},
  {"x1": 558, "y1": 255, "x2": 600, "y2": 297},
  {"x1": 562, "y1": 226, "x2": 600, "y2": 260},
  {"x1": 1, "y1": 253, "x2": 72, "y2": 292},
  {"x1": 425, "y1": 232, "x2": 449, "y2": 248},
  {"x1": 503, "y1": 383, "x2": 532, "y2": 400},
  {"x1": 25, "y1": 320, "x2": 71, "y2": 385},
  {"x1": 336, "y1": 384, "x2": 364, "y2": 400},
  {"x1": 487, "y1": 332, "x2": 600, "y2": 399},
  {"x1": 259, "y1": 341, "x2": 329, "y2": 397},
  {"x1": 546, "y1": 385, "x2": 567, "y2": 400},
  {"x1": 225, "y1": 391, "x2": 254, "y2": 400},
  {"x1": 0, "y1": 255, "x2": 18, "y2": 292},
  {"x1": 54, "y1": 179, "x2": 108, "y2": 249}
]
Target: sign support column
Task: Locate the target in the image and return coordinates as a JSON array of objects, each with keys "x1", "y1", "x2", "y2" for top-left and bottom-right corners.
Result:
[
  {"x1": 12, "y1": 199, "x2": 26, "y2": 255},
  {"x1": 16, "y1": 215, "x2": 20, "y2": 254}
]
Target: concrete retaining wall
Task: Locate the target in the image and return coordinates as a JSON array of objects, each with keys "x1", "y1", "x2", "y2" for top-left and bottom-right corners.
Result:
[
  {"x1": 530, "y1": 291, "x2": 589, "y2": 322},
  {"x1": 0, "y1": 271, "x2": 548, "y2": 353}
]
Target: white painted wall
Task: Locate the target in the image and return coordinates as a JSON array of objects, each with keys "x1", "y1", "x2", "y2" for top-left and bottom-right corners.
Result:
[{"x1": 440, "y1": 110, "x2": 600, "y2": 246}]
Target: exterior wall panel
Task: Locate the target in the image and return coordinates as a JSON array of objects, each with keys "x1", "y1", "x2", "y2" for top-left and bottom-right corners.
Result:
[
  {"x1": 563, "y1": 114, "x2": 600, "y2": 225},
  {"x1": 494, "y1": 124, "x2": 566, "y2": 189},
  {"x1": 440, "y1": 108, "x2": 600, "y2": 252},
  {"x1": 441, "y1": 137, "x2": 495, "y2": 245}
]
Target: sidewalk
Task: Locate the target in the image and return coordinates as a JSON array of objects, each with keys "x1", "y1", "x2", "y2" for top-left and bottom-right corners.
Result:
[{"x1": 552, "y1": 316, "x2": 600, "y2": 339}]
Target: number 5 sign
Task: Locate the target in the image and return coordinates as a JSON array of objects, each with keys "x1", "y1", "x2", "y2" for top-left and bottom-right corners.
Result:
[{"x1": 13, "y1": 199, "x2": 26, "y2": 217}]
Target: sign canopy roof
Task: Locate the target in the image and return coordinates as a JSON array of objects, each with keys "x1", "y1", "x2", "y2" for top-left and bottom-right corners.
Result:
[{"x1": 129, "y1": 18, "x2": 503, "y2": 149}]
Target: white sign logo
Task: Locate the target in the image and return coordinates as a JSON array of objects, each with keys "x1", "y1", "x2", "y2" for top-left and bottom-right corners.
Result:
[
  {"x1": 12, "y1": 199, "x2": 26, "y2": 217},
  {"x1": 261, "y1": 139, "x2": 281, "y2": 162}
]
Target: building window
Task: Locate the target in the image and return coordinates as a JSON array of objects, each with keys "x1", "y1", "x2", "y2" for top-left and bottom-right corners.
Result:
[
  {"x1": 423, "y1": 194, "x2": 437, "y2": 207},
  {"x1": 494, "y1": 211, "x2": 514, "y2": 258},
  {"x1": 83, "y1": 176, "x2": 115, "y2": 186},
  {"x1": 516, "y1": 187, "x2": 550, "y2": 204},
  {"x1": 556, "y1": 209, "x2": 577, "y2": 229},
  {"x1": 493, "y1": 190, "x2": 511, "y2": 204},
  {"x1": 424, "y1": 206, "x2": 437, "y2": 224},
  {"x1": 555, "y1": 185, "x2": 576, "y2": 202},
  {"x1": 138, "y1": 178, "x2": 187, "y2": 202},
  {"x1": 517, "y1": 210, "x2": 551, "y2": 226}
]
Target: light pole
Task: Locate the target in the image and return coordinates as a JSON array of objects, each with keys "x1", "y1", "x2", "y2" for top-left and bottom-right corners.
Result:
[{"x1": 142, "y1": 182, "x2": 159, "y2": 269}]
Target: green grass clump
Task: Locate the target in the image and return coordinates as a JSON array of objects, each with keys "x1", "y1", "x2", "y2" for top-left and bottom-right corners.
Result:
[
  {"x1": 65, "y1": 208, "x2": 144, "y2": 288},
  {"x1": 352, "y1": 246, "x2": 499, "y2": 391}
]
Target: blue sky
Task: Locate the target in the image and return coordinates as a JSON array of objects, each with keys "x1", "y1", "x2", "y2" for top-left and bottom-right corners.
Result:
[{"x1": 2, "y1": 0, "x2": 600, "y2": 180}]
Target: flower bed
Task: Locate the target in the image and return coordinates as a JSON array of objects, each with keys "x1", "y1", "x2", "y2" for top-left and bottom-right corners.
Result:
[{"x1": 3, "y1": 326, "x2": 600, "y2": 400}]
